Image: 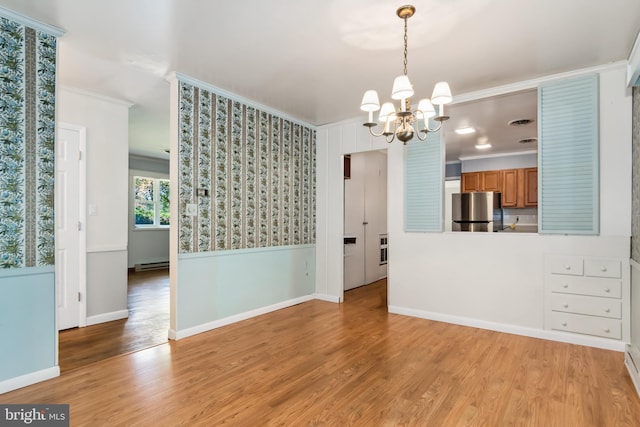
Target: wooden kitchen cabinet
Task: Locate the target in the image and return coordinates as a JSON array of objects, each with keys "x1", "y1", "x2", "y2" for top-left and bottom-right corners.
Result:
[
  {"x1": 461, "y1": 172, "x2": 481, "y2": 192},
  {"x1": 500, "y1": 167, "x2": 538, "y2": 208},
  {"x1": 461, "y1": 170, "x2": 500, "y2": 193},
  {"x1": 482, "y1": 170, "x2": 501, "y2": 192},
  {"x1": 524, "y1": 167, "x2": 538, "y2": 207},
  {"x1": 501, "y1": 169, "x2": 518, "y2": 207}
]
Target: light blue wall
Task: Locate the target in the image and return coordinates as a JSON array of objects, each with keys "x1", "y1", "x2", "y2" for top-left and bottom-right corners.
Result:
[
  {"x1": 461, "y1": 152, "x2": 537, "y2": 172},
  {"x1": 0, "y1": 267, "x2": 55, "y2": 381},
  {"x1": 176, "y1": 245, "x2": 315, "y2": 330}
]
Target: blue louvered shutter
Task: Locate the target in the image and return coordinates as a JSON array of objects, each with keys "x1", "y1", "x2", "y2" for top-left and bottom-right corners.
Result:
[
  {"x1": 405, "y1": 131, "x2": 443, "y2": 232},
  {"x1": 538, "y1": 74, "x2": 599, "y2": 234}
]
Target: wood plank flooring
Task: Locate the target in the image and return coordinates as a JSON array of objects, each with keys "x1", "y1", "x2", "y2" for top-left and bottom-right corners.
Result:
[
  {"x1": 58, "y1": 269, "x2": 169, "y2": 371},
  {"x1": 4, "y1": 279, "x2": 640, "y2": 425}
]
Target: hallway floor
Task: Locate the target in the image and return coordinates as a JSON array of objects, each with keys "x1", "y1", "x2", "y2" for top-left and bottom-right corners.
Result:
[{"x1": 58, "y1": 269, "x2": 169, "y2": 372}]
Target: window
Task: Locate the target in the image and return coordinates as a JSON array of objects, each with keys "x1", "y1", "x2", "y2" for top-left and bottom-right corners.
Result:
[{"x1": 134, "y1": 176, "x2": 170, "y2": 227}]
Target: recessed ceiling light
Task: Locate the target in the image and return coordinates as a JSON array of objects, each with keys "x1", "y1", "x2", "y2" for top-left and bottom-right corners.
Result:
[
  {"x1": 455, "y1": 127, "x2": 476, "y2": 135},
  {"x1": 475, "y1": 143, "x2": 492, "y2": 150},
  {"x1": 508, "y1": 118, "x2": 534, "y2": 126}
]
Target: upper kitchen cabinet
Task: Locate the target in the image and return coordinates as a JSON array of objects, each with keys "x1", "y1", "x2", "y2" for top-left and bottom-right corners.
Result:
[
  {"x1": 502, "y1": 167, "x2": 538, "y2": 208},
  {"x1": 482, "y1": 170, "x2": 502, "y2": 192},
  {"x1": 461, "y1": 170, "x2": 502, "y2": 193},
  {"x1": 461, "y1": 172, "x2": 481, "y2": 192}
]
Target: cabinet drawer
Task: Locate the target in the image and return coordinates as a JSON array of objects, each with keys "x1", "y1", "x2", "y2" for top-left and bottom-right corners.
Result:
[
  {"x1": 549, "y1": 312, "x2": 621, "y2": 339},
  {"x1": 584, "y1": 259, "x2": 621, "y2": 278},
  {"x1": 548, "y1": 275, "x2": 622, "y2": 298},
  {"x1": 549, "y1": 257, "x2": 583, "y2": 276},
  {"x1": 550, "y1": 293, "x2": 621, "y2": 319}
]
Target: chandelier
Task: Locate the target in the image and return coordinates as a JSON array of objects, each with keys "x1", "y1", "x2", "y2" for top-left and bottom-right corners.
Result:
[{"x1": 360, "y1": 5, "x2": 453, "y2": 144}]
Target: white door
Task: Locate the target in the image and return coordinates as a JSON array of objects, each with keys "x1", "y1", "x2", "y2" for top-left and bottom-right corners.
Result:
[
  {"x1": 56, "y1": 125, "x2": 85, "y2": 330},
  {"x1": 344, "y1": 154, "x2": 366, "y2": 290}
]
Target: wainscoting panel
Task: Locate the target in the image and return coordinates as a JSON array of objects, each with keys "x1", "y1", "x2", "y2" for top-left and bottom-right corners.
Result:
[{"x1": 175, "y1": 245, "x2": 315, "y2": 332}]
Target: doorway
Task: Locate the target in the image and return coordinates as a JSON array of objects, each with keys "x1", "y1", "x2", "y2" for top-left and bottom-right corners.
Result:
[{"x1": 343, "y1": 150, "x2": 388, "y2": 291}]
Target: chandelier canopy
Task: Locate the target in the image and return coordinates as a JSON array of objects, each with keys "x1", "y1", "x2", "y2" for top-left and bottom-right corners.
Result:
[{"x1": 360, "y1": 5, "x2": 453, "y2": 144}]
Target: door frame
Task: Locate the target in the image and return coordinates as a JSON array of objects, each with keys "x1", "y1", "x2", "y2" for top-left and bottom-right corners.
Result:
[
  {"x1": 341, "y1": 148, "x2": 389, "y2": 299},
  {"x1": 56, "y1": 122, "x2": 87, "y2": 330}
]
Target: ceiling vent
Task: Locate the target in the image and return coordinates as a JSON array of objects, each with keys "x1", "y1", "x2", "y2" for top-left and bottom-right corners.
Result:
[
  {"x1": 508, "y1": 118, "x2": 534, "y2": 126},
  {"x1": 518, "y1": 138, "x2": 538, "y2": 144}
]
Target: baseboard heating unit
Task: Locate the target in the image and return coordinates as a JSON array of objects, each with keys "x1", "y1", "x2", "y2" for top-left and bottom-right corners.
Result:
[{"x1": 134, "y1": 261, "x2": 169, "y2": 272}]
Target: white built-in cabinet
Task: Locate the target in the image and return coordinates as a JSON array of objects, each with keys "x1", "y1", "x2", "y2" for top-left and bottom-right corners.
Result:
[{"x1": 545, "y1": 255, "x2": 630, "y2": 342}]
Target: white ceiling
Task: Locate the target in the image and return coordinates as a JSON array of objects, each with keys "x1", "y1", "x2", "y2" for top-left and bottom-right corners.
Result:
[{"x1": 1, "y1": 0, "x2": 639, "y2": 161}]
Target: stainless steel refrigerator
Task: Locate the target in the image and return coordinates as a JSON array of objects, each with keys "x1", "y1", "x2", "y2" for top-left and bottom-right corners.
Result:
[{"x1": 451, "y1": 192, "x2": 503, "y2": 232}]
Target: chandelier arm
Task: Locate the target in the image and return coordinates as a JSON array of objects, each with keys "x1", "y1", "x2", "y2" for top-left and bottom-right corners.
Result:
[
  {"x1": 415, "y1": 130, "x2": 428, "y2": 141},
  {"x1": 364, "y1": 123, "x2": 387, "y2": 138}
]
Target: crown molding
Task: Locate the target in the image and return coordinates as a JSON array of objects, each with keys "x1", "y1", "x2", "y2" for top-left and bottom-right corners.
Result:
[
  {"x1": 627, "y1": 30, "x2": 640, "y2": 86},
  {"x1": 166, "y1": 71, "x2": 316, "y2": 130},
  {"x1": 452, "y1": 61, "x2": 627, "y2": 105},
  {"x1": 0, "y1": 6, "x2": 64, "y2": 37}
]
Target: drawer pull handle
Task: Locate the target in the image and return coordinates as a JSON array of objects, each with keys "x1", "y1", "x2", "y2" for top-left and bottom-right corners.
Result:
[
  {"x1": 562, "y1": 284, "x2": 569, "y2": 289},
  {"x1": 604, "y1": 288, "x2": 610, "y2": 293},
  {"x1": 561, "y1": 322, "x2": 568, "y2": 327},
  {"x1": 604, "y1": 308, "x2": 610, "y2": 313},
  {"x1": 603, "y1": 328, "x2": 610, "y2": 333},
  {"x1": 562, "y1": 303, "x2": 569, "y2": 308},
  {"x1": 564, "y1": 265, "x2": 571, "y2": 270},
  {"x1": 600, "y1": 266, "x2": 607, "y2": 272}
]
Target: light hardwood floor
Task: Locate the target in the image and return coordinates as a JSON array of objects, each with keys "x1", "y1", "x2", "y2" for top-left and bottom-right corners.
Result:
[
  {"x1": 58, "y1": 269, "x2": 169, "y2": 371},
  {"x1": 4, "y1": 279, "x2": 640, "y2": 425}
]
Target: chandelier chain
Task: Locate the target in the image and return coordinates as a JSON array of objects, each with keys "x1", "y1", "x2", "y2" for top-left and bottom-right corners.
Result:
[{"x1": 403, "y1": 17, "x2": 408, "y2": 76}]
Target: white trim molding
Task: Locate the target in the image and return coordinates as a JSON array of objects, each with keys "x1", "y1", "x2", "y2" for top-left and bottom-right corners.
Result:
[
  {"x1": 0, "y1": 366, "x2": 60, "y2": 395},
  {"x1": 86, "y1": 245, "x2": 128, "y2": 253},
  {"x1": 313, "y1": 293, "x2": 341, "y2": 303},
  {"x1": 388, "y1": 305, "x2": 626, "y2": 352},
  {"x1": 167, "y1": 72, "x2": 316, "y2": 130},
  {"x1": 169, "y1": 295, "x2": 314, "y2": 340},
  {"x1": 627, "y1": 31, "x2": 640, "y2": 86},
  {"x1": 86, "y1": 309, "x2": 129, "y2": 326},
  {"x1": 0, "y1": 6, "x2": 65, "y2": 36}
]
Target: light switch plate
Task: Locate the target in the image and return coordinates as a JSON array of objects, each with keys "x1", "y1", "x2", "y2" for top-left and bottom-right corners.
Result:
[{"x1": 186, "y1": 203, "x2": 198, "y2": 217}]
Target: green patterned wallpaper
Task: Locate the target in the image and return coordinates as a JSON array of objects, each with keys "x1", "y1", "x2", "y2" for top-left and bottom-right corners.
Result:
[
  {"x1": 178, "y1": 80, "x2": 316, "y2": 253},
  {"x1": 0, "y1": 17, "x2": 56, "y2": 268}
]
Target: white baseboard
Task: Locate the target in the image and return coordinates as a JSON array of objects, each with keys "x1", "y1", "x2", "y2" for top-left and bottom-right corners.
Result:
[
  {"x1": 0, "y1": 366, "x2": 60, "y2": 395},
  {"x1": 86, "y1": 309, "x2": 129, "y2": 326},
  {"x1": 388, "y1": 305, "x2": 626, "y2": 352},
  {"x1": 626, "y1": 345, "x2": 640, "y2": 397},
  {"x1": 170, "y1": 295, "x2": 314, "y2": 340},
  {"x1": 313, "y1": 293, "x2": 341, "y2": 303}
]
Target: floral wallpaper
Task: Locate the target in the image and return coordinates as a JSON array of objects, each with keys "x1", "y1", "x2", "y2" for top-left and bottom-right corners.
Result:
[
  {"x1": 632, "y1": 87, "x2": 640, "y2": 263},
  {"x1": 178, "y1": 80, "x2": 316, "y2": 253},
  {"x1": 0, "y1": 17, "x2": 56, "y2": 268}
]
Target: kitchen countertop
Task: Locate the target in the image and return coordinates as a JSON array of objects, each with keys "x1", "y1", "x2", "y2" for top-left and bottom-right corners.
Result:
[{"x1": 497, "y1": 224, "x2": 538, "y2": 233}]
